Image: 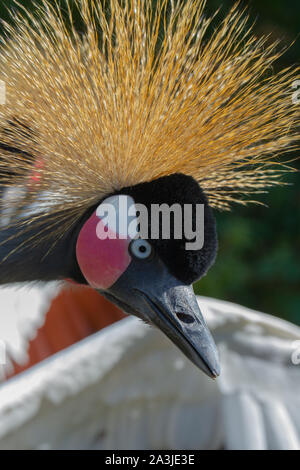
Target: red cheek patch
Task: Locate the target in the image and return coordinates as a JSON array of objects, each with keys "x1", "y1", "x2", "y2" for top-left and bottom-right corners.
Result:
[{"x1": 76, "y1": 212, "x2": 132, "y2": 289}]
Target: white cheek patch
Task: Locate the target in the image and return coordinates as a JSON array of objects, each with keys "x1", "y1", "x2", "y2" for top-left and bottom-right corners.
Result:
[
  {"x1": 76, "y1": 194, "x2": 139, "y2": 290},
  {"x1": 96, "y1": 194, "x2": 138, "y2": 240}
]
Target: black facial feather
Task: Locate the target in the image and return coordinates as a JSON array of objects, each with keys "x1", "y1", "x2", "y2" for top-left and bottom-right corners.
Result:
[
  {"x1": 0, "y1": 210, "x2": 86, "y2": 285},
  {"x1": 117, "y1": 173, "x2": 218, "y2": 285}
]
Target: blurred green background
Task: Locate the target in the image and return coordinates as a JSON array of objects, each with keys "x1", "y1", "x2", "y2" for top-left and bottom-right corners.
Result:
[
  {"x1": 0, "y1": 0, "x2": 299, "y2": 324},
  {"x1": 195, "y1": 0, "x2": 300, "y2": 326}
]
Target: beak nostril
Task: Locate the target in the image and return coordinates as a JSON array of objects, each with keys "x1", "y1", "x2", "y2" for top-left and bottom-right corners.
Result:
[{"x1": 176, "y1": 312, "x2": 195, "y2": 324}]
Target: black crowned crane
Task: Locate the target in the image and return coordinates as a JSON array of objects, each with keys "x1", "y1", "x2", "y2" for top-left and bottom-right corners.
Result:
[{"x1": 0, "y1": 0, "x2": 299, "y2": 383}]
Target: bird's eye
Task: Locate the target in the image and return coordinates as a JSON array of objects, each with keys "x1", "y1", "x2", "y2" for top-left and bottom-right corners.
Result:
[{"x1": 129, "y1": 239, "x2": 153, "y2": 260}]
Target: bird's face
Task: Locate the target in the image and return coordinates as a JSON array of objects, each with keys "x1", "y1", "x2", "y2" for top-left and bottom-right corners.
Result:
[{"x1": 75, "y1": 174, "x2": 220, "y2": 377}]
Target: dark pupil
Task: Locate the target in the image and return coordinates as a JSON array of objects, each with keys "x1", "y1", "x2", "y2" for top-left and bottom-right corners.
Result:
[{"x1": 139, "y1": 245, "x2": 147, "y2": 253}]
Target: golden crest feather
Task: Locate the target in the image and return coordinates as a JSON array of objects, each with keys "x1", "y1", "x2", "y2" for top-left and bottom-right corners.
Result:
[{"x1": 0, "y1": 0, "x2": 299, "y2": 236}]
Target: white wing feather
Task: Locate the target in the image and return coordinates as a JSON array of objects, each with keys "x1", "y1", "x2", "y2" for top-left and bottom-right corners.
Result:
[
  {"x1": 0, "y1": 282, "x2": 60, "y2": 378},
  {"x1": 200, "y1": 297, "x2": 300, "y2": 450},
  {"x1": 0, "y1": 290, "x2": 299, "y2": 450}
]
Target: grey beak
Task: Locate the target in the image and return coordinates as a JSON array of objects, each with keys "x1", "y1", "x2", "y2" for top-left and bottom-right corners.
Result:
[
  {"x1": 103, "y1": 257, "x2": 220, "y2": 379},
  {"x1": 135, "y1": 284, "x2": 220, "y2": 378}
]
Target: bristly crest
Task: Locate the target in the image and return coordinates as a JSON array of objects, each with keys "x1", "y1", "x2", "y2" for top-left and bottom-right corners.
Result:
[{"x1": 0, "y1": 0, "x2": 299, "y2": 235}]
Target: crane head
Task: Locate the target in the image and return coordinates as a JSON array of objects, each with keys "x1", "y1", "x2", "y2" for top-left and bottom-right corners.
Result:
[
  {"x1": 0, "y1": 0, "x2": 299, "y2": 381},
  {"x1": 76, "y1": 174, "x2": 220, "y2": 378}
]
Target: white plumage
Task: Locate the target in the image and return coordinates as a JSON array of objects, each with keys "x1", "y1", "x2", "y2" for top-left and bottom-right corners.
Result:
[
  {"x1": 0, "y1": 286, "x2": 299, "y2": 450},
  {"x1": 0, "y1": 282, "x2": 59, "y2": 377}
]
